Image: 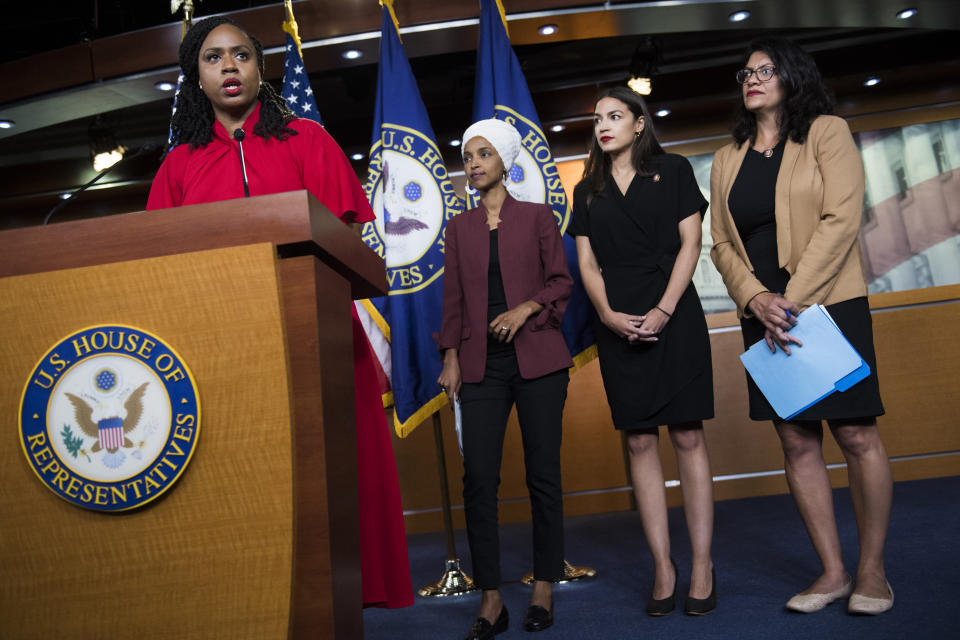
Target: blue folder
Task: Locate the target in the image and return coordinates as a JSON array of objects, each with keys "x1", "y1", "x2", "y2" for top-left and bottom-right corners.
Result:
[{"x1": 739, "y1": 304, "x2": 871, "y2": 419}]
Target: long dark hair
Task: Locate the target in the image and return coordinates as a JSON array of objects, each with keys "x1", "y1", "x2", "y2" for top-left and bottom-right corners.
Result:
[
  {"x1": 169, "y1": 16, "x2": 297, "y2": 150},
  {"x1": 731, "y1": 36, "x2": 834, "y2": 147},
  {"x1": 581, "y1": 86, "x2": 665, "y2": 197}
]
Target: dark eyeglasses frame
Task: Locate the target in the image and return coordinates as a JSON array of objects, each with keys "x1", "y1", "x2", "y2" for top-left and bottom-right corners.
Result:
[{"x1": 736, "y1": 66, "x2": 777, "y2": 84}]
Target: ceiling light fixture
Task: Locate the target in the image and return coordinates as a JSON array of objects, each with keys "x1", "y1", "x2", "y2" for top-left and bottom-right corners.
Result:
[
  {"x1": 0, "y1": 119, "x2": 14, "y2": 129},
  {"x1": 449, "y1": 139, "x2": 461, "y2": 147},
  {"x1": 154, "y1": 81, "x2": 175, "y2": 91},
  {"x1": 351, "y1": 153, "x2": 364, "y2": 161},
  {"x1": 550, "y1": 124, "x2": 565, "y2": 132},
  {"x1": 864, "y1": 76, "x2": 881, "y2": 87},
  {"x1": 88, "y1": 115, "x2": 125, "y2": 172},
  {"x1": 628, "y1": 77, "x2": 652, "y2": 95},
  {"x1": 92, "y1": 149, "x2": 125, "y2": 172},
  {"x1": 729, "y1": 10, "x2": 751, "y2": 22},
  {"x1": 342, "y1": 49, "x2": 362, "y2": 60},
  {"x1": 628, "y1": 37, "x2": 659, "y2": 96},
  {"x1": 896, "y1": 8, "x2": 917, "y2": 20},
  {"x1": 59, "y1": 193, "x2": 72, "y2": 200},
  {"x1": 655, "y1": 109, "x2": 671, "y2": 117},
  {"x1": 538, "y1": 24, "x2": 558, "y2": 36}
]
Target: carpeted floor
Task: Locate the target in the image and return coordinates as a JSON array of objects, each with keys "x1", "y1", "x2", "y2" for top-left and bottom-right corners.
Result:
[{"x1": 363, "y1": 475, "x2": 960, "y2": 639}]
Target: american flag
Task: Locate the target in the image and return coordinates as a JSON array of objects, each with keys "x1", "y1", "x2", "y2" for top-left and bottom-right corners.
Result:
[
  {"x1": 167, "y1": 73, "x2": 184, "y2": 147},
  {"x1": 280, "y1": 33, "x2": 320, "y2": 122}
]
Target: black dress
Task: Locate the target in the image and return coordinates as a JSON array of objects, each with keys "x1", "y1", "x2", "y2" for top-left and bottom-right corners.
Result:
[
  {"x1": 570, "y1": 154, "x2": 714, "y2": 429},
  {"x1": 729, "y1": 141, "x2": 885, "y2": 421}
]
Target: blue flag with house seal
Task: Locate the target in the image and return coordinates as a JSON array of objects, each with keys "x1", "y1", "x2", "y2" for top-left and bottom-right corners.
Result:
[
  {"x1": 360, "y1": 3, "x2": 465, "y2": 437},
  {"x1": 471, "y1": 0, "x2": 596, "y2": 368}
]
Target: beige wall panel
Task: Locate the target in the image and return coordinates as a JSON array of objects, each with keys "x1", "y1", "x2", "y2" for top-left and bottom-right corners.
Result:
[
  {"x1": 398, "y1": 291, "x2": 960, "y2": 533},
  {"x1": 869, "y1": 303, "x2": 960, "y2": 454},
  {"x1": 0, "y1": 244, "x2": 295, "y2": 639},
  {"x1": 702, "y1": 330, "x2": 784, "y2": 476}
]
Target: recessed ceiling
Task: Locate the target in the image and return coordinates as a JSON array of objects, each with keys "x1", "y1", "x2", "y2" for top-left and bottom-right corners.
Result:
[{"x1": 1, "y1": 0, "x2": 958, "y2": 226}]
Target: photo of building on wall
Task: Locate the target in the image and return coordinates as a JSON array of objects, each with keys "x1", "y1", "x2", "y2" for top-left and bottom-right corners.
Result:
[{"x1": 688, "y1": 117, "x2": 960, "y2": 314}]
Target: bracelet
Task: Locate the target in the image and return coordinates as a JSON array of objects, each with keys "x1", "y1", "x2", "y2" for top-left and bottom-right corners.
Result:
[{"x1": 655, "y1": 305, "x2": 672, "y2": 318}]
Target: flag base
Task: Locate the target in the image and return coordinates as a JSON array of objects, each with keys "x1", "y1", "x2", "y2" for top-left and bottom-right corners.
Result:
[
  {"x1": 520, "y1": 560, "x2": 597, "y2": 585},
  {"x1": 418, "y1": 558, "x2": 476, "y2": 597}
]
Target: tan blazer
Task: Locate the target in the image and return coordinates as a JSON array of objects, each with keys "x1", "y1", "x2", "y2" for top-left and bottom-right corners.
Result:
[{"x1": 710, "y1": 115, "x2": 868, "y2": 317}]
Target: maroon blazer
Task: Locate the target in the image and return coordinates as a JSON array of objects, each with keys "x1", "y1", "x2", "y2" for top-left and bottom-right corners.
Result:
[{"x1": 438, "y1": 194, "x2": 573, "y2": 383}]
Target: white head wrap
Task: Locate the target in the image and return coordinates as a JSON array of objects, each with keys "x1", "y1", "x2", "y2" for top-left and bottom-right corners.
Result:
[{"x1": 461, "y1": 118, "x2": 522, "y2": 171}]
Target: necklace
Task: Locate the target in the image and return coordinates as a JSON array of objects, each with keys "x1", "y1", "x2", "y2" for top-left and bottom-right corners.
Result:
[{"x1": 757, "y1": 138, "x2": 779, "y2": 158}]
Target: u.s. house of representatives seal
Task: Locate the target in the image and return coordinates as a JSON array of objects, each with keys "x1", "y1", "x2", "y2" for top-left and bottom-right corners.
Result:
[
  {"x1": 363, "y1": 123, "x2": 463, "y2": 295},
  {"x1": 19, "y1": 325, "x2": 200, "y2": 512}
]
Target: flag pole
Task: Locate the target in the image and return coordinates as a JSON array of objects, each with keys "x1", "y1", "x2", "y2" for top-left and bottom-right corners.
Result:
[{"x1": 418, "y1": 412, "x2": 475, "y2": 597}]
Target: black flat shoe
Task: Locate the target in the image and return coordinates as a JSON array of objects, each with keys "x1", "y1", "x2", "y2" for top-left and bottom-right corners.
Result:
[
  {"x1": 523, "y1": 604, "x2": 553, "y2": 632},
  {"x1": 646, "y1": 558, "x2": 677, "y2": 616},
  {"x1": 685, "y1": 568, "x2": 717, "y2": 615},
  {"x1": 464, "y1": 605, "x2": 508, "y2": 640}
]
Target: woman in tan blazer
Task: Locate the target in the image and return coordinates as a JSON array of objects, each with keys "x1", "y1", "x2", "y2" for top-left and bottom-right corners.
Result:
[{"x1": 710, "y1": 37, "x2": 893, "y2": 615}]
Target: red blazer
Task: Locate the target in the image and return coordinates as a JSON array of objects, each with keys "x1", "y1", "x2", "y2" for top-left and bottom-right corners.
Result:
[{"x1": 439, "y1": 194, "x2": 573, "y2": 383}]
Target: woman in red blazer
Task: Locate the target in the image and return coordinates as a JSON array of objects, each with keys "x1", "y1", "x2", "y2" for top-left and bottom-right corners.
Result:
[{"x1": 438, "y1": 118, "x2": 572, "y2": 639}]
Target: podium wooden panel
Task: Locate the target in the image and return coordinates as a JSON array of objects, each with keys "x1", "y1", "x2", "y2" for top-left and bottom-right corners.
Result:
[{"x1": 0, "y1": 191, "x2": 386, "y2": 639}]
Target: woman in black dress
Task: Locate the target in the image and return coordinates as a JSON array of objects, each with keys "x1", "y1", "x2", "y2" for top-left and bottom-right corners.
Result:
[
  {"x1": 710, "y1": 37, "x2": 893, "y2": 614},
  {"x1": 570, "y1": 86, "x2": 716, "y2": 616}
]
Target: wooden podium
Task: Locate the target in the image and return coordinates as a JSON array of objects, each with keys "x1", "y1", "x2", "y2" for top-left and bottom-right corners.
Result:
[{"x1": 0, "y1": 191, "x2": 386, "y2": 639}]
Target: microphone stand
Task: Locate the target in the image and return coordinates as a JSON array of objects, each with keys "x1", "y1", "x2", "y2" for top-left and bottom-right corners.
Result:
[
  {"x1": 233, "y1": 128, "x2": 250, "y2": 198},
  {"x1": 43, "y1": 144, "x2": 159, "y2": 226}
]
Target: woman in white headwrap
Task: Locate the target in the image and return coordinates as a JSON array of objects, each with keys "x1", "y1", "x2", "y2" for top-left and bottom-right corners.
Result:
[{"x1": 437, "y1": 119, "x2": 573, "y2": 638}]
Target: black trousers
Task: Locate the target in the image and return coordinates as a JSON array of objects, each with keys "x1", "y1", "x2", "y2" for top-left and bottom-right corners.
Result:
[{"x1": 459, "y1": 350, "x2": 568, "y2": 589}]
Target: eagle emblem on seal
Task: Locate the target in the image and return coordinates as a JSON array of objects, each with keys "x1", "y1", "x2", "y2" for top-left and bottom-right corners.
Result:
[{"x1": 64, "y1": 381, "x2": 148, "y2": 465}]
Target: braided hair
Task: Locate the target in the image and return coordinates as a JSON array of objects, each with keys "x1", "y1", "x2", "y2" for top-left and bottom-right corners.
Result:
[
  {"x1": 731, "y1": 37, "x2": 835, "y2": 147},
  {"x1": 169, "y1": 16, "x2": 297, "y2": 150}
]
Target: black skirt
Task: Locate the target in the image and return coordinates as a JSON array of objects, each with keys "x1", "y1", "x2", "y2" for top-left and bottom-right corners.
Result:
[{"x1": 740, "y1": 296, "x2": 885, "y2": 422}]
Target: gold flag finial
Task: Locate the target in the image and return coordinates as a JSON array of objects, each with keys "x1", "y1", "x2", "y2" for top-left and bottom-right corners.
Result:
[
  {"x1": 379, "y1": 0, "x2": 402, "y2": 41},
  {"x1": 282, "y1": 0, "x2": 304, "y2": 58},
  {"x1": 494, "y1": 0, "x2": 509, "y2": 37},
  {"x1": 171, "y1": 0, "x2": 201, "y2": 39}
]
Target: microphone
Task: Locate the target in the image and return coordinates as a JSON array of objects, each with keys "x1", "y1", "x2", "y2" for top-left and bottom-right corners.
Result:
[
  {"x1": 43, "y1": 143, "x2": 161, "y2": 226},
  {"x1": 233, "y1": 128, "x2": 250, "y2": 198}
]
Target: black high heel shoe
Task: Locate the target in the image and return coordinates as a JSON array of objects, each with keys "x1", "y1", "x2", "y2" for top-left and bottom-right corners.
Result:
[
  {"x1": 646, "y1": 558, "x2": 677, "y2": 616},
  {"x1": 464, "y1": 605, "x2": 508, "y2": 640},
  {"x1": 685, "y1": 568, "x2": 717, "y2": 615}
]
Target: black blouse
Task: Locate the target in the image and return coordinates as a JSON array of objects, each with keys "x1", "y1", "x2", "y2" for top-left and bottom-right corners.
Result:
[
  {"x1": 727, "y1": 139, "x2": 790, "y2": 294},
  {"x1": 486, "y1": 229, "x2": 514, "y2": 358}
]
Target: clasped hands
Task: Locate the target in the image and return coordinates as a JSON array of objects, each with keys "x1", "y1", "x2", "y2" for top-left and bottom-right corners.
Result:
[
  {"x1": 748, "y1": 291, "x2": 802, "y2": 354},
  {"x1": 488, "y1": 301, "x2": 539, "y2": 344},
  {"x1": 436, "y1": 302, "x2": 541, "y2": 405},
  {"x1": 603, "y1": 306, "x2": 671, "y2": 344}
]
